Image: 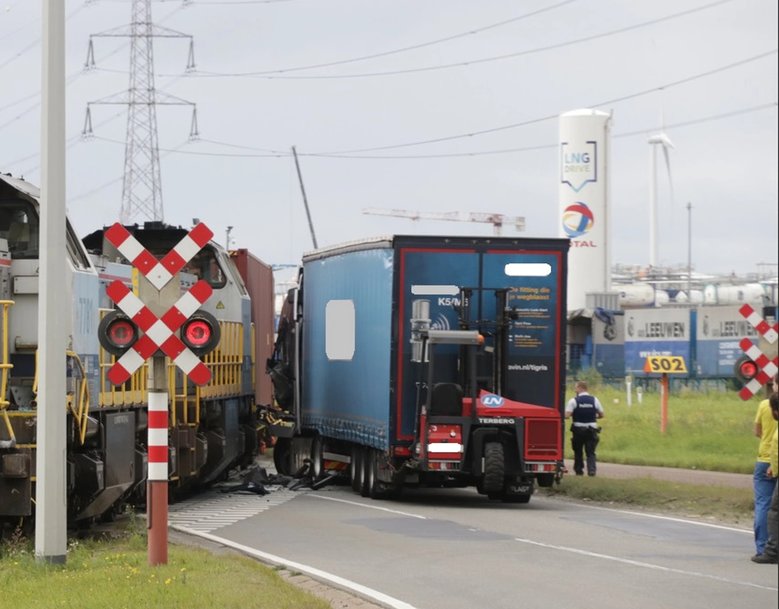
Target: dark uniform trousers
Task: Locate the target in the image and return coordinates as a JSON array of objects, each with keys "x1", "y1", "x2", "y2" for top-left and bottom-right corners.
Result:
[{"x1": 571, "y1": 426, "x2": 600, "y2": 476}]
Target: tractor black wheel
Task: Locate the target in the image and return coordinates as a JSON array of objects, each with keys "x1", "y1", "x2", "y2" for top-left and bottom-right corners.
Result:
[{"x1": 482, "y1": 441, "x2": 505, "y2": 495}]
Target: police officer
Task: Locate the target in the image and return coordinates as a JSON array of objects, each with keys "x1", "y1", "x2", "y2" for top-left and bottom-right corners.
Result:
[{"x1": 565, "y1": 380, "x2": 605, "y2": 476}]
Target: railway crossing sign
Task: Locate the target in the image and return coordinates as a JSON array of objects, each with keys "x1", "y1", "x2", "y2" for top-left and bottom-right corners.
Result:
[
  {"x1": 736, "y1": 304, "x2": 778, "y2": 400},
  {"x1": 105, "y1": 279, "x2": 214, "y2": 385},
  {"x1": 100, "y1": 222, "x2": 219, "y2": 386}
]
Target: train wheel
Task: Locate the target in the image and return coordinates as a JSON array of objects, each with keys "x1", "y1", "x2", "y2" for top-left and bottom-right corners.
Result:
[{"x1": 482, "y1": 441, "x2": 505, "y2": 496}]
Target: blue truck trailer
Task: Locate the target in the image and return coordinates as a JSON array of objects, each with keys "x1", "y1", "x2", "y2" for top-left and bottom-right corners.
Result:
[{"x1": 267, "y1": 235, "x2": 569, "y2": 503}]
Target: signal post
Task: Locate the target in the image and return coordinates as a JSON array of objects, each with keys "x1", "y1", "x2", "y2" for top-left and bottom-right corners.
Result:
[
  {"x1": 643, "y1": 355, "x2": 687, "y2": 434},
  {"x1": 99, "y1": 222, "x2": 219, "y2": 565},
  {"x1": 140, "y1": 274, "x2": 179, "y2": 566}
]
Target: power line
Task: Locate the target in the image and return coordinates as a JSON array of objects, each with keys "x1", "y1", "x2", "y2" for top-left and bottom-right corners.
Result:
[
  {"x1": 310, "y1": 49, "x2": 777, "y2": 155},
  {"x1": 307, "y1": 102, "x2": 778, "y2": 159},
  {"x1": 179, "y1": 0, "x2": 578, "y2": 76},
  {"x1": 87, "y1": 100, "x2": 777, "y2": 160},
  {"x1": 179, "y1": 0, "x2": 738, "y2": 80},
  {"x1": 0, "y1": 1, "x2": 87, "y2": 71}
]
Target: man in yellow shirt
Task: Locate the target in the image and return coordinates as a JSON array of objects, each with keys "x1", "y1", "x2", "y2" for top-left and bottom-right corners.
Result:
[
  {"x1": 752, "y1": 392, "x2": 779, "y2": 564},
  {"x1": 752, "y1": 376, "x2": 778, "y2": 557}
]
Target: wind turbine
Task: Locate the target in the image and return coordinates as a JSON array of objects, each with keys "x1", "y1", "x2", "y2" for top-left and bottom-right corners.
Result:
[{"x1": 648, "y1": 128, "x2": 674, "y2": 268}]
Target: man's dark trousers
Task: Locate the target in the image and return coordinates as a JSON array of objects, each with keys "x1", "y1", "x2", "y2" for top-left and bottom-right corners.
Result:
[{"x1": 572, "y1": 426, "x2": 600, "y2": 476}]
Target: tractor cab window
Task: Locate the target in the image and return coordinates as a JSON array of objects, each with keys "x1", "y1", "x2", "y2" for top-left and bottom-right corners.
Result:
[{"x1": 0, "y1": 201, "x2": 38, "y2": 259}]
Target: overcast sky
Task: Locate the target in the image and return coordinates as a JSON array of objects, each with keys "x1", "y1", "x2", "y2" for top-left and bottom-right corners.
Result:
[{"x1": 1, "y1": 0, "x2": 777, "y2": 281}]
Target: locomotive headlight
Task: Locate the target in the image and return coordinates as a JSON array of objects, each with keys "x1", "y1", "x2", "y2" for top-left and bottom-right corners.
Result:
[
  {"x1": 98, "y1": 310, "x2": 139, "y2": 356},
  {"x1": 180, "y1": 310, "x2": 221, "y2": 356}
]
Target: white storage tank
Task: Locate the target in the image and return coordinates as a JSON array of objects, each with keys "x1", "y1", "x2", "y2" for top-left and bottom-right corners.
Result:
[
  {"x1": 613, "y1": 284, "x2": 669, "y2": 308},
  {"x1": 674, "y1": 289, "x2": 704, "y2": 304},
  {"x1": 703, "y1": 283, "x2": 767, "y2": 305},
  {"x1": 559, "y1": 108, "x2": 612, "y2": 311}
]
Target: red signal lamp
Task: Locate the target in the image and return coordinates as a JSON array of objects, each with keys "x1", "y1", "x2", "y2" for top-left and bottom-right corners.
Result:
[
  {"x1": 181, "y1": 310, "x2": 221, "y2": 356},
  {"x1": 734, "y1": 354, "x2": 759, "y2": 385},
  {"x1": 98, "y1": 310, "x2": 139, "y2": 356}
]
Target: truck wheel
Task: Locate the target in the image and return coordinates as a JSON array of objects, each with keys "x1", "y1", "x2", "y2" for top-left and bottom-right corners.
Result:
[
  {"x1": 350, "y1": 446, "x2": 363, "y2": 493},
  {"x1": 273, "y1": 438, "x2": 291, "y2": 476},
  {"x1": 367, "y1": 449, "x2": 391, "y2": 500},
  {"x1": 483, "y1": 441, "x2": 505, "y2": 495},
  {"x1": 310, "y1": 434, "x2": 324, "y2": 480},
  {"x1": 359, "y1": 447, "x2": 371, "y2": 497}
]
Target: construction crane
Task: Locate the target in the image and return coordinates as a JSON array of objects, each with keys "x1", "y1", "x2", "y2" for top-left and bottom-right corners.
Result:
[{"x1": 362, "y1": 208, "x2": 525, "y2": 236}]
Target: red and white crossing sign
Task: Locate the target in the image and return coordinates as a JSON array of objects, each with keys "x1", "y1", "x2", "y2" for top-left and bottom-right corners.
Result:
[
  {"x1": 106, "y1": 279, "x2": 213, "y2": 385},
  {"x1": 737, "y1": 304, "x2": 778, "y2": 400},
  {"x1": 105, "y1": 222, "x2": 213, "y2": 290},
  {"x1": 102, "y1": 221, "x2": 216, "y2": 385}
]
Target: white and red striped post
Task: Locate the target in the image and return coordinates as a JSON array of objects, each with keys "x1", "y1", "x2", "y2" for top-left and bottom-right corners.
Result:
[{"x1": 147, "y1": 386, "x2": 168, "y2": 565}]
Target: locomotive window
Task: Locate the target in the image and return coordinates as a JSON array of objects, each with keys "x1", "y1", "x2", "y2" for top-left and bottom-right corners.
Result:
[
  {"x1": 0, "y1": 200, "x2": 38, "y2": 259},
  {"x1": 184, "y1": 247, "x2": 227, "y2": 289}
]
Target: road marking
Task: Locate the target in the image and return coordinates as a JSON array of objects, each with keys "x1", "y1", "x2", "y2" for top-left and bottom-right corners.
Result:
[
  {"x1": 169, "y1": 526, "x2": 419, "y2": 609},
  {"x1": 581, "y1": 503, "x2": 751, "y2": 533},
  {"x1": 513, "y1": 537, "x2": 777, "y2": 591},
  {"x1": 168, "y1": 488, "x2": 300, "y2": 532},
  {"x1": 308, "y1": 493, "x2": 428, "y2": 519}
]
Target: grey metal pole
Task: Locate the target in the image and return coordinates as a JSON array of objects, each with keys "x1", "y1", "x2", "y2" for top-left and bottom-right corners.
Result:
[
  {"x1": 687, "y1": 202, "x2": 692, "y2": 304},
  {"x1": 36, "y1": 0, "x2": 68, "y2": 564},
  {"x1": 291, "y1": 146, "x2": 319, "y2": 249}
]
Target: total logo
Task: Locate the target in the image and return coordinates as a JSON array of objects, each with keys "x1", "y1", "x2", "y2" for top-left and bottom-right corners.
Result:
[
  {"x1": 562, "y1": 202, "x2": 594, "y2": 238},
  {"x1": 480, "y1": 394, "x2": 505, "y2": 408}
]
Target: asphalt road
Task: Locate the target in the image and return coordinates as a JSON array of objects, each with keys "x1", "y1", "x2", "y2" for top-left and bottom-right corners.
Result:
[{"x1": 170, "y1": 469, "x2": 774, "y2": 609}]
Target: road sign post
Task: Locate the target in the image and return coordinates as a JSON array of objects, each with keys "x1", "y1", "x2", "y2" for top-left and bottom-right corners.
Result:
[
  {"x1": 99, "y1": 222, "x2": 216, "y2": 566},
  {"x1": 643, "y1": 355, "x2": 688, "y2": 433}
]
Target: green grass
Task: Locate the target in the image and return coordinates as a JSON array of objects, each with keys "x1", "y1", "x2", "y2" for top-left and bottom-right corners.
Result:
[
  {"x1": 0, "y1": 523, "x2": 330, "y2": 609},
  {"x1": 542, "y1": 475, "x2": 754, "y2": 526},
  {"x1": 568, "y1": 382, "x2": 760, "y2": 473}
]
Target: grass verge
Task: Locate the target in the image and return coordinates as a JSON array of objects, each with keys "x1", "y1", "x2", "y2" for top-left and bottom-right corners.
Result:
[
  {"x1": 541, "y1": 475, "x2": 754, "y2": 526},
  {"x1": 0, "y1": 520, "x2": 330, "y2": 609}
]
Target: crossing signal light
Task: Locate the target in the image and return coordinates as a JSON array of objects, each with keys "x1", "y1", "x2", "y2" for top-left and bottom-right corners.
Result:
[
  {"x1": 734, "y1": 355, "x2": 758, "y2": 384},
  {"x1": 180, "y1": 310, "x2": 220, "y2": 356},
  {"x1": 98, "y1": 310, "x2": 139, "y2": 356}
]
